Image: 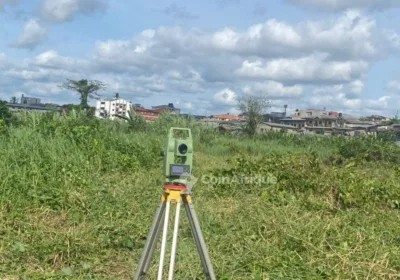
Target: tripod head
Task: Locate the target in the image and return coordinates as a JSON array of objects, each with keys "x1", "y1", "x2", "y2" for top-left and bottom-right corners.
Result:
[{"x1": 161, "y1": 127, "x2": 193, "y2": 185}]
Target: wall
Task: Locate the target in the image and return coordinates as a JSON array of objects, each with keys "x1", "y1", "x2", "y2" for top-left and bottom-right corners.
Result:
[{"x1": 95, "y1": 99, "x2": 132, "y2": 120}]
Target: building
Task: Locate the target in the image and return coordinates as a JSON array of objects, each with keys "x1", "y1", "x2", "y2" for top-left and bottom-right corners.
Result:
[
  {"x1": 7, "y1": 103, "x2": 61, "y2": 113},
  {"x1": 20, "y1": 94, "x2": 41, "y2": 105},
  {"x1": 293, "y1": 109, "x2": 334, "y2": 118},
  {"x1": 258, "y1": 122, "x2": 299, "y2": 134},
  {"x1": 360, "y1": 115, "x2": 391, "y2": 122},
  {"x1": 198, "y1": 118, "x2": 223, "y2": 128},
  {"x1": 279, "y1": 118, "x2": 306, "y2": 128},
  {"x1": 279, "y1": 109, "x2": 339, "y2": 128},
  {"x1": 344, "y1": 120, "x2": 376, "y2": 128},
  {"x1": 152, "y1": 103, "x2": 180, "y2": 114},
  {"x1": 304, "y1": 115, "x2": 338, "y2": 127},
  {"x1": 95, "y1": 98, "x2": 162, "y2": 122},
  {"x1": 302, "y1": 126, "x2": 355, "y2": 136},
  {"x1": 180, "y1": 114, "x2": 207, "y2": 120},
  {"x1": 211, "y1": 113, "x2": 241, "y2": 121},
  {"x1": 95, "y1": 97, "x2": 132, "y2": 120},
  {"x1": 217, "y1": 120, "x2": 247, "y2": 135},
  {"x1": 263, "y1": 112, "x2": 286, "y2": 123},
  {"x1": 134, "y1": 106, "x2": 160, "y2": 122},
  {"x1": 7, "y1": 94, "x2": 61, "y2": 113}
]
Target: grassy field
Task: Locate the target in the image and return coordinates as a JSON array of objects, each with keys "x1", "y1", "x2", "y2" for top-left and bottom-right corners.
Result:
[{"x1": 0, "y1": 111, "x2": 399, "y2": 279}]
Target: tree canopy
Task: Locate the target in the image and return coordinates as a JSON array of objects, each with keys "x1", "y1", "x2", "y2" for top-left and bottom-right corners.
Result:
[
  {"x1": 237, "y1": 94, "x2": 270, "y2": 137},
  {"x1": 59, "y1": 79, "x2": 107, "y2": 108}
]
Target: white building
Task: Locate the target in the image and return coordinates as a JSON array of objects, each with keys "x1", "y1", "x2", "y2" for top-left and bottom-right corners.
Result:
[{"x1": 95, "y1": 97, "x2": 132, "y2": 120}]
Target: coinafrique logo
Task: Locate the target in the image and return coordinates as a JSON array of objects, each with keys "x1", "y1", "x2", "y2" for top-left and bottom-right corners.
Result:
[{"x1": 179, "y1": 172, "x2": 198, "y2": 192}]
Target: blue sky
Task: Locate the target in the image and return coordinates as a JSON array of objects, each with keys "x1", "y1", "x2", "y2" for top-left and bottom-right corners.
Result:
[{"x1": 1, "y1": 0, "x2": 400, "y2": 117}]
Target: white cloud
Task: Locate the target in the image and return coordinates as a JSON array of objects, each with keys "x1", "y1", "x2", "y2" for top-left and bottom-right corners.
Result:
[
  {"x1": 0, "y1": 0, "x2": 20, "y2": 11},
  {"x1": 242, "y1": 81, "x2": 303, "y2": 99},
  {"x1": 0, "y1": 53, "x2": 9, "y2": 69},
  {"x1": 212, "y1": 19, "x2": 303, "y2": 54},
  {"x1": 305, "y1": 83, "x2": 399, "y2": 116},
  {"x1": 235, "y1": 53, "x2": 368, "y2": 83},
  {"x1": 5, "y1": 69, "x2": 48, "y2": 80},
  {"x1": 91, "y1": 11, "x2": 399, "y2": 76},
  {"x1": 348, "y1": 80, "x2": 364, "y2": 94},
  {"x1": 1, "y1": 9, "x2": 399, "y2": 116},
  {"x1": 310, "y1": 92, "x2": 392, "y2": 112},
  {"x1": 40, "y1": 0, "x2": 107, "y2": 22},
  {"x1": 213, "y1": 88, "x2": 237, "y2": 106},
  {"x1": 210, "y1": 11, "x2": 398, "y2": 60},
  {"x1": 21, "y1": 81, "x2": 63, "y2": 96},
  {"x1": 12, "y1": 19, "x2": 47, "y2": 49},
  {"x1": 177, "y1": 101, "x2": 194, "y2": 110},
  {"x1": 288, "y1": 0, "x2": 400, "y2": 11},
  {"x1": 386, "y1": 80, "x2": 400, "y2": 95},
  {"x1": 33, "y1": 50, "x2": 90, "y2": 72}
]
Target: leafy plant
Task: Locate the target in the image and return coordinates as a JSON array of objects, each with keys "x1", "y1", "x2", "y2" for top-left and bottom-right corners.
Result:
[{"x1": 114, "y1": 109, "x2": 147, "y2": 131}]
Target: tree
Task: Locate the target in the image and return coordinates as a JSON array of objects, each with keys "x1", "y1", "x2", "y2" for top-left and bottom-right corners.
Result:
[
  {"x1": 0, "y1": 100, "x2": 15, "y2": 126},
  {"x1": 237, "y1": 94, "x2": 271, "y2": 137},
  {"x1": 10, "y1": 96, "x2": 18, "y2": 104},
  {"x1": 59, "y1": 79, "x2": 107, "y2": 108}
]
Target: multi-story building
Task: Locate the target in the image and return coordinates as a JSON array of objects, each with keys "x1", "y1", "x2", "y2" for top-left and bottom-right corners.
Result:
[
  {"x1": 280, "y1": 109, "x2": 339, "y2": 128},
  {"x1": 95, "y1": 99, "x2": 162, "y2": 122},
  {"x1": 263, "y1": 112, "x2": 286, "y2": 123},
  {"x1": 7, "y1": 94, "x2": 61, "y2": 113},
  {"x1": 95, "y1": 97, "x2": 132, "y2": 120},
  {"x1": 20, "y1": 94, "x2": 41, "y2": 105}
]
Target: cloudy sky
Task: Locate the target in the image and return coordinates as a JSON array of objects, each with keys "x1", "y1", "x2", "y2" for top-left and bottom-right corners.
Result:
[{"x1": 1, "y1": 0, "x2": 400, "y2": 117}]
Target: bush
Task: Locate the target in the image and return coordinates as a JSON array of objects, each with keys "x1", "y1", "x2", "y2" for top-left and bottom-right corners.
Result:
[
  {"x1": 1, "y1": 109, "x2": 400, "y2": 279},
  {"x1": 207, "y1": 152, "x2": 400, "y2": 209},
  {"x1": 338, "y1": 137, "x2": 400, "y2": 164}
]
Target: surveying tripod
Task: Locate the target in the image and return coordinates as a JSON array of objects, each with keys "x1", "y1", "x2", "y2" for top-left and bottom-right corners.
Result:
[{"x1": 133, "y1": 183, "x2": 216, "y2": 280}]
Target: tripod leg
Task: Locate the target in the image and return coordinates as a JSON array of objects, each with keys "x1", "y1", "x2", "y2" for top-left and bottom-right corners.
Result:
[
  {"x1": 142, "y1": 204, "x2": 165, "y2": 274},
  {"x1": 157, "y1": 200, "x2": 171, "y2": 280},
  {"x1": 183, "y1": 195, "x2": 216, "y2": 280},
  {"x1": 168, "y1": 200, "x2": 182, "y2": 280},
  {"x1": 133, "y1": 201, "x2": 166, "y2": 280}
]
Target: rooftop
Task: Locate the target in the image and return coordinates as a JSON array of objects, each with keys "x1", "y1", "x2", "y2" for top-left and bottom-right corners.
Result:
[
  {"x1": 134, "y1": 107, "x2": 159, "y2": 114},
  {"x1": 303, "y1": 126, "x2": 353, "y2": 131},
  {"x1": 152, "y1": 103, "x2": 179, "y2": 109},
  {"x1": 7, "y1": 103, "x2": 61, "y2": 111},
  {"x1": 345, "y1": 120, "x2": 376, "y2": 125},
  {"x1": 211, "y1": 114, "x2": 241, "y2": 120},
  {"x1": 280, "y1": 118, "x2": 305, "y2": 121},
  {"x1": 304, "y1": 115, "x2": 338, "y2": 119},
  {"x1": 263, "y1": 122, "x2": 300, "y2": 129}
]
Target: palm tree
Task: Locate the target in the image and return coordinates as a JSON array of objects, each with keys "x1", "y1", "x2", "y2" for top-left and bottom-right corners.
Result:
[
  {"x1": 59, "y1": 79, "x2": 107, "y2": 108},
  {"x1": 115, "y1": 109, "x2": 147, "y2": 131}
]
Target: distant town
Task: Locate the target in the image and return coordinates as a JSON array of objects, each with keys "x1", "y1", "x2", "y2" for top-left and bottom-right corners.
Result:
[{"x1": 5, "y1": 93, "x2": 400, "y2": 137}]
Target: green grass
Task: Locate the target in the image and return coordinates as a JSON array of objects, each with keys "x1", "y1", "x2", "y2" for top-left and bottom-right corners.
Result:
[{"x1": 0, "y1": 111, "x2": 399, "y2": 279}]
